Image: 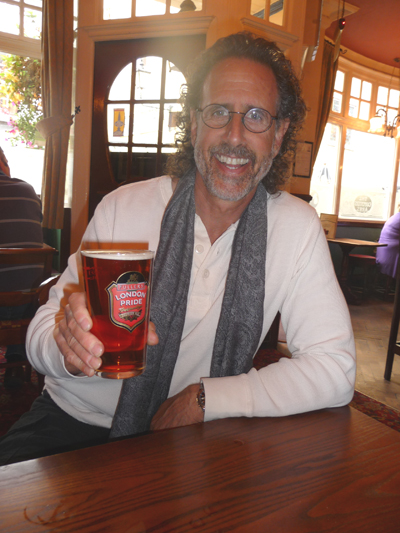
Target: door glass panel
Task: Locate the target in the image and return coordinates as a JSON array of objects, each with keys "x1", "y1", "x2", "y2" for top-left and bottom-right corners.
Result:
[
  {"x1": 132, "y1": 103, "x2": 160, "y2": 144},
  {"x1": 310, "y1": 123, "x2": 340, "y2": 216},
  {"x1": 131, "y1": 147, "x2": 157, "y2": 179},
  {"x1": 109, "y1": 146, "x2": 128, "y2": 183},
  {"x1": 109, "y1": 64, "x2": 132, "y2": 101},
  {"x1": 107, "y1": 104, "x2": 130, "y2": 143},
  {"x1": 339, "y1": 129, "x2": 395, "y2": 220},
  {"x1": 165, "y1": 61, "x2": 186, "y2": 99},
  {"x1": 135, "y1": 57, "x2": 162, "y2": 100},
  {"x1": 103, "y1": 0, "x2": 132, "y2": 19},
  {"x1": 162, "y1": 103, "x2": 182, "y2": 145}
]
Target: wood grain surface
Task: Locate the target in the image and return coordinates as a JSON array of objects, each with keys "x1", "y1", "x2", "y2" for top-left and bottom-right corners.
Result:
[{"x1": 1, "y1": 407, "x2": 399, "y2": 533}]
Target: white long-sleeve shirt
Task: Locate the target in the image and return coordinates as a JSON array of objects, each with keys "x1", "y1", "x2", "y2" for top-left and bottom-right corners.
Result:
[{"x1": 26, "y1": 176, "x2": 356, "y2": 428}]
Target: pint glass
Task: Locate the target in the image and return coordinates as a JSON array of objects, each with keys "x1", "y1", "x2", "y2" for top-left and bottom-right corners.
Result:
[{"x1": 81, "y1": 249, "x2": 154, "y2": 379}]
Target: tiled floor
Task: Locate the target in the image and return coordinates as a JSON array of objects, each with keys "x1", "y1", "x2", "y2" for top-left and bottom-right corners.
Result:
[{"x1": 349, "y1": 297, "x2": 400, "y2": 411}]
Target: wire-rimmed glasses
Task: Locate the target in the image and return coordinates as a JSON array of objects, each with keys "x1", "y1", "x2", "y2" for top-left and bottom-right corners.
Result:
[{"x1": 197, "y1": 104, "x2": 277, "y2": 134}]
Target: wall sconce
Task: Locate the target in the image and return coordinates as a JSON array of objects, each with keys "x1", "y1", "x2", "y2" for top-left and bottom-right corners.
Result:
[{"x1": 369, "y1": 108, "x2": 400, "y2": 139}]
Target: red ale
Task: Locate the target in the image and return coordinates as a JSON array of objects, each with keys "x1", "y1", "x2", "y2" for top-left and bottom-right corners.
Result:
[{"x1": 81, "y1": 250, "x2": 154, "y2": 379}]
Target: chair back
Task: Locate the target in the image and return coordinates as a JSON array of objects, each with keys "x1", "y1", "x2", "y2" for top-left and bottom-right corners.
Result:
[{"x1": 0, "y1": 245, "x2": 59, "y2": 388}]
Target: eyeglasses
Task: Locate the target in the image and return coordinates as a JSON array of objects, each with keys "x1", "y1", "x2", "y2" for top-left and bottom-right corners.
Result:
[{"x1": 197, "y1": 104, "x2": 277, "y2": 134}]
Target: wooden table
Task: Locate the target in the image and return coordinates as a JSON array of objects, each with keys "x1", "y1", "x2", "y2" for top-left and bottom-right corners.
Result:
[
  {"x1": 327, "y1": 237, "x2": 387, "y2": 304},
  {"x1": 1, "y1": 407, "x2": 400, "y2": 532}
]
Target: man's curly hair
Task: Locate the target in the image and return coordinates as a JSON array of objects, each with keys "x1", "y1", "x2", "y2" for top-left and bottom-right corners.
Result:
[{"x1": 165, "y1": 32, "x2": 307, "y2": 195}]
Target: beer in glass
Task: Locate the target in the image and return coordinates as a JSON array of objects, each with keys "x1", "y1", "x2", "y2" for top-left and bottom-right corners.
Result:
[{"x1": 81, "y1": 249, "x2": 154, "y2": 379}]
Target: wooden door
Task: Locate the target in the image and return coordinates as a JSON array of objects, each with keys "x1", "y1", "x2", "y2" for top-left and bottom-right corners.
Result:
[{"x1": 89, "y1": 35, "x2": 205, "y2": 218}]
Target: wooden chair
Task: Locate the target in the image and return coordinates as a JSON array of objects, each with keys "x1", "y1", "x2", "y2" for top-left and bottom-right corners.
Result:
[
  {"x1": 348, "y1": 253, "x2": 377, "y2": 299},
  {"x1": 0, "y1": 244, "x2": 59, "y2": 390}
]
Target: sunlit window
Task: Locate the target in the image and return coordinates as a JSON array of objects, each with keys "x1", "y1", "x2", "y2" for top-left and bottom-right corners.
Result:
[
  {"x1": 0, "y1": 0, "x2": 42, "y2": 40},
  {"x1": 250, "y1": 0, "x2": 285, "y2": 26},
  {"x1": 103, "y1": 0, "x2": 203, "y2": 20}
]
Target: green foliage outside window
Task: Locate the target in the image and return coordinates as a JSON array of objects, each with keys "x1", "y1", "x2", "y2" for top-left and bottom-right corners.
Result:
[{"x1": 0, "y1": 54, "x2": 43, "y2": 147}]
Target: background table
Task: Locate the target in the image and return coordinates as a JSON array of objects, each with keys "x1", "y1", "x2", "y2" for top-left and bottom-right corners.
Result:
[
  {"x1": 1, "y1": 407, "x2": 400, "y2": 532},
  {"x1": 327, "y1": 237, "x2": 387, "y2": 304}
]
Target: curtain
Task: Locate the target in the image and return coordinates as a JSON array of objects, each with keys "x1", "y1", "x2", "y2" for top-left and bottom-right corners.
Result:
[
  {"x1": 37, "y1": 0, "x2": 74, "y2": 229},
  {"x1": 312, "y1": 40, "x2": 339, "y2": 166}
]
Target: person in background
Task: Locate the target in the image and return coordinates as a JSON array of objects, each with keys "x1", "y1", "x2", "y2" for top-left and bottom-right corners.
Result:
[
  {"x1": 0, "y1": 146, "x2": 43, "y2": 386},
  {"x1": 376, "y1": 208, "x2": 400, "y2": 279}
]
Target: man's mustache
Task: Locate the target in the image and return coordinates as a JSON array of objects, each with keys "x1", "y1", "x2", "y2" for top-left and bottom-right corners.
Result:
[{"x1": 209, "y1": 143, "x2": 256, "y2": 165}]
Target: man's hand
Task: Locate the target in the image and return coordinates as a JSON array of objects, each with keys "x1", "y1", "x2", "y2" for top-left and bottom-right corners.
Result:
[
  {"x1": 150, "y1": 383, "x2": 204, "y2": 431},
  {"x1": 55, "y1": 292, "x2": 159, "y2": 377}
]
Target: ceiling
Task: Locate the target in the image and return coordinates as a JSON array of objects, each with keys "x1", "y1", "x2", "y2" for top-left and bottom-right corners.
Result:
[{"x1": 325, "y1": 0, "x2": 400, "y2": 69}]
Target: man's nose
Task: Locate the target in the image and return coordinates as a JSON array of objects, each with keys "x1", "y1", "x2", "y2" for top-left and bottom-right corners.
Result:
[{"x1": 223, "y1": 113, "x2": 247, "y2": 145}]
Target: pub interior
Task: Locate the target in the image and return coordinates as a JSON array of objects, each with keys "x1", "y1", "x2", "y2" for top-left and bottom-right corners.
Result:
[{"x1": 1, "y1": 1, "x2": 400, "y2": 531}]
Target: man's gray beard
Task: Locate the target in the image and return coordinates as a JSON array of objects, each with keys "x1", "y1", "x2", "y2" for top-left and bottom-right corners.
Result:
[{"x1": 194, "y1": 142, "x2": 274, "y2": 202}]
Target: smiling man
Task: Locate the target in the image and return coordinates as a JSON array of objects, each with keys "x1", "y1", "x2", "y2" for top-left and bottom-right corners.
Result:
[{"x1": 0, "y1": 33, "x2": 356, "y2": 465}]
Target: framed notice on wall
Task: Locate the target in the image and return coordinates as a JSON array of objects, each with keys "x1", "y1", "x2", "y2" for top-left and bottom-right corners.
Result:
[{"x1": 293, "y1": 141, "x2": 313, "y2": 178}]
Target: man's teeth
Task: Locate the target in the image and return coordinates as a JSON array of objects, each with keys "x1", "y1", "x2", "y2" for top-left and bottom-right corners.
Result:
[{"x1": 216, "y1": 154, "x2": 249, "y2": 165}]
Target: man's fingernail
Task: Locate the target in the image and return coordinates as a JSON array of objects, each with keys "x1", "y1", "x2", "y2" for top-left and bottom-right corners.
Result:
[
  {"x1": 92, "y1": 345, "x2": 103, "y2": 357},
  {"x1": 81, "y1": 320, "x2": 91, "y2": 332}
]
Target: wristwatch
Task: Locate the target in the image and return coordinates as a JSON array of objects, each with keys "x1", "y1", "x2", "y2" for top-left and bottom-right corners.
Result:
[{"x1": 196, "y1": 381, "x2": 205, "y2": 412}]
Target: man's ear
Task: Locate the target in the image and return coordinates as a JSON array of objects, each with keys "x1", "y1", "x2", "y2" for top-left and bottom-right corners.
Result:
[
  {"x1": 190, "y1": 108, "x2": 197, "y2": 148},
  {"x1": 272, "y1": 118, "x2": 290, "y2": 159}
]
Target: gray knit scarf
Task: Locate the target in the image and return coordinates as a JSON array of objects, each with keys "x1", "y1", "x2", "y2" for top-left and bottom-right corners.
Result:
[{"x1": 110, "y1": 168, "x2": 268, "y2": 438}]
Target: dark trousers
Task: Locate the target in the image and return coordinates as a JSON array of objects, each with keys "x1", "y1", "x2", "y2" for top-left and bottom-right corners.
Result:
[{"x1": 0, "y1": 390, "x2": 110, "y2": 466}]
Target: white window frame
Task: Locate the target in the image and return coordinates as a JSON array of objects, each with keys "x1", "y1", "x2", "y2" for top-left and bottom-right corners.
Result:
[
  {"x1": 323, "y1": 56, "x2": 400, "y2": 222},
  {"x1": 0, "y1": 0, "x2": 42, "y2": 59}
]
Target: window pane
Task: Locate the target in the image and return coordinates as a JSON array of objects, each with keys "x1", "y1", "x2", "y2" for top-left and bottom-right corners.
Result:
[
  {"x1": 377, "y1": 86, "x2": 389, "y2": 106},
  {"x1": 24, "y1": 8, "x2": 42, "y2": 39},
  {"x1": 339, "y1": 129, "x2": 395, "y2": 220},
  {"x1": 26, "y1": 1, "x2": 43, "y2": 7},
  {"x1": 334, "y1": 70, "x2": 344, "y2": 92},
  {"x1": 131, "y1": 147, "x2": 157, "y2": 179},
  {"x1": 107, "y1": 104, "x2": 130, "y2": 143},
  {"x1": 350, "y1": 77, "x2": 361, "y2": 98},
  {"x1": 0, "y1": 3, "x2": 20, "y2": 35},
  {"x1": 136, "y1": 0, "x2": 166, "y2": 17},
  {"x1": 389, "y1": 88, "x2": 400, "y2": 109},
  {"x1": 132, "y1": 103, "x2": 160, "y2": 144},
  {"x1": 309, "y1": 123, "x2": 340, "y2": 216},
  {"x1": 135, "y1": 56, "x2": 162, "y2": 100},
  {"x1": 109, "y1": 63, "x2": 132, "y2": 101},
  {"x1": 332, "y1": 91, "x2": 342, "y2": 113},
  {"x1": 359, "y1": 101, "x2": 370, "y2": 121},
  {"x1": 109, "y1": 146, "x2": 128, "y2": 183},
  {"x1": 162, "y1": 103, "x2": 182, "y2": 145},
  {"x1": 103, "y1": 0, "x2": 131, "y2": 19},
  {"x1": 250, "y1": 0, "x2": 285, "y2": 25},
  {"x1": 170, "y1": 0, "x2": 202, "y2": 12},
  {"x1": 164, "y1": 61, "x2": 185, "y2": 99},
  {"x1": 348, "y1": 97, "x2": 359, "y2": 118},
  {"x1": 361, "y1": 81, "x2": 372, "y2": 101}
]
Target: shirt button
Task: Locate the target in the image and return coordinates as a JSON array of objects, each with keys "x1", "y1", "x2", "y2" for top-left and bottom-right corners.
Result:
[
  {"x1": 195, "y1": 244, "x2": 204, "y2": 254},
  {"x1": 203, "y1": 269, "x2": 210, "y2": 279}
]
